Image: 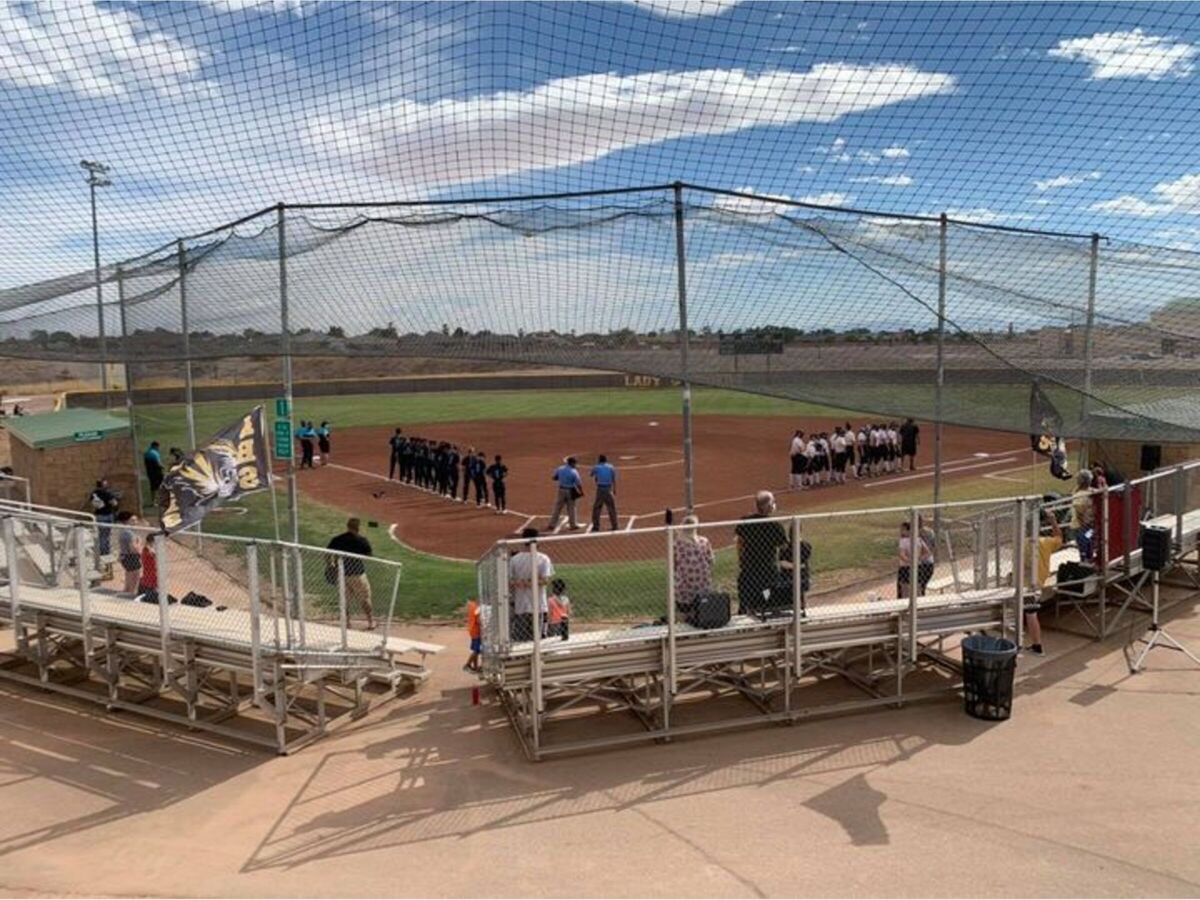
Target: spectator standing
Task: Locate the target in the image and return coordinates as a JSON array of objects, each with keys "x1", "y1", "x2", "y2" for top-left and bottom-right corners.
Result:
[
  {"x1": 388, "y1": 429, "x2": 404, "y2": 480},
  {"x1": 296, "y1": 421, "x2": 316, "y2": 469},
  {"x1": 547, "y1": 578, "x2": 571, "y2": 640},
  {"x1": 326, "y1": 517, "x2": 376, "y2": 630},
  {"x1": 487, "y1": 455, "x2": 508, "y2": 513},
  {"x1": 144, "y1": 441, "x2": 164, "y2": 495},
  {"x1": 548, "y1": 457, "x2": 583, "y2": 531},
  {"x1": 464, "y1": 597, "x2": 482, "y2": 673},
  {"x1": 88, "y1": 478, "x2": 120, "y2": 557},
  {"x1": 317, "y1": 421, "x2": 332, "y2": 465},
  {"x1": 673, "y1": 514, "x2": 715, "y2": 610},
  {"x1": 116, "y1": 512, "x2": 141, "y2": 595},
  {"x1": 1071, "y1": 470, "x2": 1096, "y2": 560},
  {"x1": 590, "y1": 454, "x2": 619, "y2": 532},
  {"x1": 734, "y1": 491, "x2": 791, "y2": 613},
  {"x1": 138, "y1": 537, "x2": 158, "y2": 596},
  {"x1": 899, "y1": 418, "x2": 920, "y2": 471},
  {"x1": 508, "y1": 528, "x2": 554, "y2": 641}
]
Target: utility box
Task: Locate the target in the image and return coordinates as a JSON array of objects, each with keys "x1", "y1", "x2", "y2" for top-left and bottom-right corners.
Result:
[{"x1": 3, "y1": 409, "x2": 135, "y2": 513}]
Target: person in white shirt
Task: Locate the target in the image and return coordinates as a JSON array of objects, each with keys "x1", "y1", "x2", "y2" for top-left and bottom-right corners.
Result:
[
  {"x1": 888, "y1": 424, "x2": 900, "y2": 473},
  {"x1": 856, "y1": 427, "x2": 868, "y2": 478},
  {"x1": 804, "y1": 438, "x2": 817, "y2": 488},
  {"x1": 508, "y1": 527, "x2": 555, "y2": 641},
  {"x1": 831, "y1": 429, "x2": 848, "y2": 484},
  {"x1": 789, "y1": 430, "x2": 806, "y2": 491}
]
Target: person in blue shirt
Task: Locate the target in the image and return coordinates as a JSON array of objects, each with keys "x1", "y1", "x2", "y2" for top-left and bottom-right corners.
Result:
[
  {"x1": 296, "y1": 421, "x2": 316, "y2": 469},
  {"x1": 591, "y1": 454, "x2": 619, "y2": 531},
  {"x1": 317, "y1": 421, "x2": 332, "y2": 466},
  {"x1": 143, "y1": 440, "x2": 164, "y2": 494},
  {"x1": 548, "y1": 456, "x2": 582, "y2": 531}
]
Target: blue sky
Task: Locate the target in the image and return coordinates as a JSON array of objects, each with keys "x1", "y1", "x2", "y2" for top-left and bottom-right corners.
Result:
[{"x1": 2, "y1": 0, "x2": 1200, "y2": 334}]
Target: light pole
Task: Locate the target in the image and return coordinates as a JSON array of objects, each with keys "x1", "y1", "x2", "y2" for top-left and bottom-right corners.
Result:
[{"x1": 81, "y1": 159, "x2": 112, "y2": 402}]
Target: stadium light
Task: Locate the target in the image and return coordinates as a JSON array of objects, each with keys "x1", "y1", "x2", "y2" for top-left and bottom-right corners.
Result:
[{"x1": 81, "y1": 159, "x2": 113, "y2": 399}]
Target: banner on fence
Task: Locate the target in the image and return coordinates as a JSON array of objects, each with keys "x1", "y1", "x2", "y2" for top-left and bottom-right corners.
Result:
[{"x1": 159, "y1": 406, "x2": 270, "y2": 531}]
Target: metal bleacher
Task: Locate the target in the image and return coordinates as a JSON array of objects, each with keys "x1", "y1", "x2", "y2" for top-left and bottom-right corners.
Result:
[
  {"x1": 480, "y1": 463, "x2": 1200, "y2": 760},
  {"x1": 0, "y1": 506, "x2": 442, "y2": 753}
]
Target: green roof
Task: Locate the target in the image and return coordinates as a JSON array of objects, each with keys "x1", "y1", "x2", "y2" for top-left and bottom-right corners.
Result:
[{"x1": 3, "y1": 409, "x2": 130, "y2": 450}]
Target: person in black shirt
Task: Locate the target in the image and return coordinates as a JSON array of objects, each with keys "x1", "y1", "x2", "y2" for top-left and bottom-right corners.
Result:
[
  {"x1": 734, "y1": 490, "x2": 792, "y2": 615},
  {"x1": 389, "y1": 429, "x2": 403, "y2": 480},
  {"x1": 326, "y1": 517, "x2": 375, "y2": 630},
  {"x1": 899, "y1": 418, "x2": 920, "y2": 472},
  {"x1": 88, "y1": 478, "x2": 121, "y2": 557},
  {"x1": 471, "y1": 451, "x2": 489, "y2": 506},
  {"x1": 446, "y1": 445, "x2": 461, "y2": 501},
  {"x1": 460, "y1": 447, "x2": 474, "y2": 502},
  {"x1": 487, "y1": 455, "x2": 508, "y2": 513}
]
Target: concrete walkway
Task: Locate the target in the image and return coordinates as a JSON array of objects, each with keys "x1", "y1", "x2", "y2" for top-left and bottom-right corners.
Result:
[{"x1": 0, "y1": 598, "x2": 1198, "y2": 898}]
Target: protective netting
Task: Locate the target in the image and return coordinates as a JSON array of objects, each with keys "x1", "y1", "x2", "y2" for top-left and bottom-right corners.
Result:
[{"x1": 2, "y1": 2, "x2": 1200, "y2": 440}]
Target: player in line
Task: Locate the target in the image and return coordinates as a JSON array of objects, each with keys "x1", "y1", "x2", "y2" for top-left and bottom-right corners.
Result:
[
  {"x1": 789, "y1": 420, "x2": 919, "y2": 488},
  {"x1": 384, "y1": 430, "x2": 505, "y2": 511}
]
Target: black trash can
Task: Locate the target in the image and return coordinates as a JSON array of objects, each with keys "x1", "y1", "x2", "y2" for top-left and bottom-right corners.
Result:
[{"x1": 961, "y1": 634, "x2": 1018, "y2": 721}]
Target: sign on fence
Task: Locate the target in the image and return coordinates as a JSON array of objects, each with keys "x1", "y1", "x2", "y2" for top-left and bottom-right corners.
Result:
[
  {"x1": 275, "y1": 397, "x2": 290, "y2": 418},
  {"x1": 274, "y1": 419, "x2": 293, "y2": 459}
]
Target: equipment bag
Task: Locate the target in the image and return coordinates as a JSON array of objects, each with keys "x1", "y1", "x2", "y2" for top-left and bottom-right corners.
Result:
[
  {"x1": 180, "y1": 591, "x2": 213, "y2": 608},
  {"x1": 686, "y1": 591, "x2": 731, "y2": 629}
]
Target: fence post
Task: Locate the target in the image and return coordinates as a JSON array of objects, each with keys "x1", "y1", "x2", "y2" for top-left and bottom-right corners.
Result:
[
  {"x1": 74, "y1": 526, "x2": 93, "y2": 664},
  {"x1": 908, "y1": 508, "x2": 919, "y2": 666},
  {"x1": 790, "y1": 515, "x2": 803, "y2": 715},
  {"x1": 1013, "y1": 498, "x2": 1026, "y2": 648},
  {"x1": 114, "y1": 265, "x2": 145, "y2": 515},
  {"x1": 530, "y1": 539, "x2": 543, "y2": 756},
  {"x1": 1123, "y1": 480, "x2": 1134, "y2": 576},
  {"x1": 278, "y1": 204, "x2": 300, "y2": 545},
  {"x1": 1099, "y1": 487, "x2": 1110, "y2": 639},
  {"x1": 155, "y1": 533, "x2": 171, "y2": 686},
  {"x1": 247, "y1": 542, "x2": 263, "y2": 704},
  {"x1": 3, "y1": 518, "x2": 22, "y2": 647},
  {"x1": 291, "y1": 544, "x2": 307, "y2": 649},
  {"x1": 665, "y1": 526, "x2": 677, "y2": 700},
  {"x1": 497, "y1": 548, "x2": 510, "y2": 655},
  {"x1": 337, "y1": 556, "x2": 348, "y2": 652},
  {"x1": 1174, "y1": 465, "x2": 1185, "y2": 552}
]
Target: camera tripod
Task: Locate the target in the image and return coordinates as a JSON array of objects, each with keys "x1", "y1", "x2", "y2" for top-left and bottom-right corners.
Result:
[{"x1": 1128, "y1": 570, "x2": 1200, "y2": 674}]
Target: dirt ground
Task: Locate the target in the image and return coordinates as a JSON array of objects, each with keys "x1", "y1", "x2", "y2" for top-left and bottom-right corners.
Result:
[
  {"x1": 0, "y1": 593, "x2": 1198, "y2": 898},
  {"x1": 298, "y1": 416, "x2": 1030, "y2": 559}
]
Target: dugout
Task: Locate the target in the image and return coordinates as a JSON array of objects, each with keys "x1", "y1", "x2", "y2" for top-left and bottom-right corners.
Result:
[
  {"x1": 3, "y1": 410, "x2": 135, "y2": 512},
  {"x1": 1086, "y1": 398, "x2": 1200, "y2": 508}
]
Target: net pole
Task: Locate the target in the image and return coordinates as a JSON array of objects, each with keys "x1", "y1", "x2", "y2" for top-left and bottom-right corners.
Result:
[
  {"x1": 933, "y1": 213, "x2": 947, "y2": 527},
  {"x1": 1079, "y1": 233, "x2": 1100, "y2": 471},
  {"x1": 178, "y1": 241, "x2": 197, "y2": 454},
  {"x1": 90, "y1": 179, "x2": 110, "y2": 405},
  {"x1": 278, "y1": 204, "x2": 300, "y2": 544},
  {"x1": 673, "y1": 182, "x2": 695, "y2": 515},
  {"x1": 116, "y1": 266, "x2": 145, "y2": 515}
]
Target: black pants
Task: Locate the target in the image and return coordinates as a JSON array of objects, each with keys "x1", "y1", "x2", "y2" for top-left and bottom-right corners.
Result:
[
  {"x1": 461, "y1": 473, "x2": 471, "y2": 502},
  {"x1": 492, "y1": 482, "x2": 506, "y2": 511},
  {"x1": 511, "y1": 613, "x2": 534, "y2": 642},
  {"x1": 389, "y1": 454, "x2": 401, "y2": 480},
  {"x1": 146, "y1": 465, "x2": 163, "y2": 494},
  {"x1": 448, "y1": 471, "x2": 459, "y2": 497},
  {"x1": 300, "y1": 440, "x2": 314, "y2": 468},
  {"x1": 473, "y1": 476, "x2": 488, "y2": 505}
]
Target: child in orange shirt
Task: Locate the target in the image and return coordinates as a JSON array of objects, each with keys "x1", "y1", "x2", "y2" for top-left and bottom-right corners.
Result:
[{"x1": 464, "y1": 598, "x2": 482, "y2": 673}]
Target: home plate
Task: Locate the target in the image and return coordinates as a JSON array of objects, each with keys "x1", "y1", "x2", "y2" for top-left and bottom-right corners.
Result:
[
  {"x1": 973, "y1": 452, "x2": 991, "y2": 458},
  {"x1": 648, "y1": 420, "x2": 659, "y2": 427},
  {"x1": 619, "y1": 455, "x2": 639, "y2": 461}
]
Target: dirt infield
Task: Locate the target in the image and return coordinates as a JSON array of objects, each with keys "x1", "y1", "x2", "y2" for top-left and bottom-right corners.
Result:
[{"x1": 296, "y1": 415, "x2": 1031, "y2": 559}]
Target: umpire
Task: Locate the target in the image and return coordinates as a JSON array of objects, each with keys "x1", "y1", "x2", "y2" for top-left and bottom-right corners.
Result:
[{"x1": 591, "y1": 454, "x2": 619, "y2": 531}]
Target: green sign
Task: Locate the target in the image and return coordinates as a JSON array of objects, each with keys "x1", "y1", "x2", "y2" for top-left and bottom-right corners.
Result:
[
  {"x1": 72, "y1": 430, "x2": 103, "y2": 443},
  {"x1": 275, "y1": 397, "x2": 290, "y2": 418},
  {"x1": 273, "y1": 419, "x2": 293, "y2": 459}
]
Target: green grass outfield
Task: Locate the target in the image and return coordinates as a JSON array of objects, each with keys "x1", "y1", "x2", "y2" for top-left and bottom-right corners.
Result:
[{"x1": 121, "y1": 386, "x2": 1064, "y2": 619}]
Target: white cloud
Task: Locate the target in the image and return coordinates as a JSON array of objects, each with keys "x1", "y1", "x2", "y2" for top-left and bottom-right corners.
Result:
[
  {"x1": 799, "y1": 192, "x2": 850, "y2": 207},
  {"x1": 624, "y1": 0, "x2": 744, "y2": 18},
  {"x1": 1151, "y1": 227, "x2": 1200, "y2": 251},
  {"x1": 0, "y1": 1, "x2": 209, "y2": 98},
  {"x1": 880, "y1": 145, "x2": 910, "y2": 159},
  {"x1": 943, "y1": 207, "x2": 1034, "y2": 224},
  {"x1": 851, "y1": 174, "x2": 914, "y2": 187},
  {"x1": 711, "y1": 187, "x2": 792, "y2": 214},
  {"x1": 1033, "y1": 171, "x2": 1101, "y2": 191},
  {"x1": 305, "y1": 63, "x2": 955, "y2": 184},
  {"x1": 1049, "y1": 29, "x2": 1197, "y2": 80},
  {"x1": 855, "y1": 149, "x2": 879, "y2": 164},
  {"x1": 1089, "y1": 172, "x2": 1200, "y2": 217},
  {"x1": 198, "y1": 0, "x2": 306, "y2": 12}
]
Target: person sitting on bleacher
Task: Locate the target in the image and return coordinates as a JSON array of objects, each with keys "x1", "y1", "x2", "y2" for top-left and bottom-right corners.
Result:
[
  {"x1": 673, "y1": 514, "x2": 714, "y2": 612},
  {"x1": 1071, "y1": 470, "x2": 1096, "y2": 561}
]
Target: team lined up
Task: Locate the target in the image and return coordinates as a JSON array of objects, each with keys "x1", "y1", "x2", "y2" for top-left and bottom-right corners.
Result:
[
  {"x1": 788, "y1": 418, "x2": 920, "y2": 489},
  {"x1": 387, "y1": 430, "x2": 509, "y2": 512}
]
